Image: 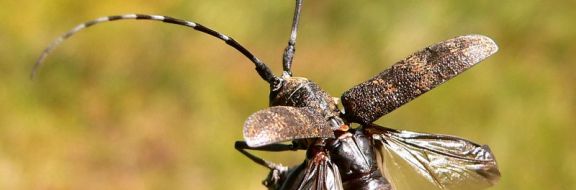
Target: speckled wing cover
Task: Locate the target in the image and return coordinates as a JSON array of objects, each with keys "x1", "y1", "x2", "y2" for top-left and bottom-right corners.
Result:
[
  {"x1": 341, "y1": 35, "x2": 498, "y2": 124},
  {"x1": 243, "y1": 106, "x2": 334, "y2": 147},
  {"x1": 365, "y1": 125, "x2": 500, "y2": 190}
]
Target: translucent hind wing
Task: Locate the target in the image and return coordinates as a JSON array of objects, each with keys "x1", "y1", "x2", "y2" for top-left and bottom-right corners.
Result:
[
  {"x1": 296, "y1": 152, "x2": 344, "y2": 190},
  {"x1": 366, "y1": 125, "x2": 500, "y2": 190},
  {"x1": 277, "y1": 152, "x2": 344, "y2": 190}
]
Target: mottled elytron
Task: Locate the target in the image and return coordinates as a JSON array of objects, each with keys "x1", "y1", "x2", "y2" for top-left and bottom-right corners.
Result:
[{"x1": 33, "y1": 0, "x2": 500, "y2": 189}]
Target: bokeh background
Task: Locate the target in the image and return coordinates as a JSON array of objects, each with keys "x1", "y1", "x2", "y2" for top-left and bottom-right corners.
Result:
[{"x1": 1, "y1": 0, "x2": 575, "y2": 189}]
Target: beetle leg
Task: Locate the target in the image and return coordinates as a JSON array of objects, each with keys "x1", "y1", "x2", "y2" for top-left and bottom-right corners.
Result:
[{"x1": 235, "y1": 141, "x2": 300, "y2": 170}]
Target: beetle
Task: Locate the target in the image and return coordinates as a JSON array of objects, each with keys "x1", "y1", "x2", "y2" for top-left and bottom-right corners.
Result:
[{"x1": 33, "y1": 0, "x2": 500, "y2": 189}]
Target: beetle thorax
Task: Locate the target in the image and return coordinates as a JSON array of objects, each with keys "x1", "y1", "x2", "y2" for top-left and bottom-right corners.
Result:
[
  {"x1": 270, "y1": 77, "x2": 332, "y2": 108},
  {"x1": 269, "y1": 76, "x2": 343, "y2": 127}
]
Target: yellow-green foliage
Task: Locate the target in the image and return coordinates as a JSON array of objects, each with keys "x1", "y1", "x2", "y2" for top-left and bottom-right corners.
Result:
[{"x1": 0, "y1": 0, "x2": 574, "y2": 189}]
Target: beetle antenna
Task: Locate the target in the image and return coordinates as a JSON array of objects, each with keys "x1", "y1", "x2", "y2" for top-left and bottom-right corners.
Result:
[
  {"x1": 282, "y1": 0, "x2": 303, "y2": 76},
  {"x1": 31, "y1": 14, "x2": 278, "y2": 84}
]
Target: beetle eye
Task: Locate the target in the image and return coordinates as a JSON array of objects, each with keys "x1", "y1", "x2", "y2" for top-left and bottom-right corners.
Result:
[{"x1": 271, "y1": 78, "x2": 284, "y2": 92}]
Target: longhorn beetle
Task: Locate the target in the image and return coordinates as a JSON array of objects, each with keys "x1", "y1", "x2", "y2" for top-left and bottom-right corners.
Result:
[{"x1": 33, "y1": 0, "x2": 501, "y2": 189}]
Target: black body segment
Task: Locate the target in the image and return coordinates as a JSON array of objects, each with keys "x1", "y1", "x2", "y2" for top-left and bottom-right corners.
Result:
[
  {"x1": 341, "y1": 35, "x2": 498, "y2": 124},
  {"x1": 263, "y1": 131, "x2": 393, "y2": 190},
  {"x1": 243, "y1": 106, "x2": 334, "y2": 147},
  {"x1": 328, "y1": 129, "x2": 392, "y2": 190}
]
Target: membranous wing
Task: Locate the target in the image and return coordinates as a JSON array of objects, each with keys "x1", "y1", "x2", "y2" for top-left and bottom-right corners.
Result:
[
  {"x1": 365, "y1": 124, "x2": 500, "y2": 190},
  {"x1": 273, "y1": 151, "x2": 344, "y2": 190},
  {"x1": 243, "y1": 106, "x2": 334, "y2": 147},
  {"x1": 341, "y1": 35, "x2": 498, "y2": 124}
]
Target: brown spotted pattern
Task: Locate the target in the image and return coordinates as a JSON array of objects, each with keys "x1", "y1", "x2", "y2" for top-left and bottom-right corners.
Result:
[
  {"x1": 244, "y1": 106, "x2": 335, "y2": 147},
  {"x1": 341, "y1": 35, "x2": 498, "y2": 124}
]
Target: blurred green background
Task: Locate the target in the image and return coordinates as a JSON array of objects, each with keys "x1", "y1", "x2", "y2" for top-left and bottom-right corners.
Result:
[{"x1": 1, "y1": 0, "x2": 575, "y2": 189}]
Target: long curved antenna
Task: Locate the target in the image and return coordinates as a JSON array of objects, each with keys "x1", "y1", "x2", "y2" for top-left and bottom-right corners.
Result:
[
  {"x1": 31, "y1": 14, "x2": 278, "y2": 84},
  {"x1": 282, "y1": 0, "x2": 303, "y2": 76}
]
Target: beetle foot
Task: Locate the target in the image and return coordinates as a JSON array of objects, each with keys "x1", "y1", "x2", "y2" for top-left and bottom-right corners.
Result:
[{"x1": 262, "y1": 165, "x2": 289, "y2": 189}]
